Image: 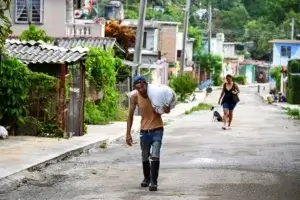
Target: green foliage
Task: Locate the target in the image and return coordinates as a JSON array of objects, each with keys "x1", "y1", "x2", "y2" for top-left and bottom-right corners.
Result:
[
  {"x1": 232, "y1": 75, "x2": 247, "y2": 85},
  {"x1": 0, "y1": 0, "x2": 12, "y2": 51},
  {"x1": 115, "y1": 57, "x2": 130, "y2": 82},
  {"x1": 212, "y1": 61, "x2": 223, "y2": 86},
  {"x1": 286, "y1": 108, "x2": 300, "y2": 120},
  {"x1": 269, "y1": 66, "x2": 281, "y2": 91},
  {"x1": 27, "y1": 72, "x2": 58, "y2": 121},
  {"x1": 84, "y1": 100, "x2": 109, "y2": 124},
  {"x1": 287, "y1": 60, "x2": 300, "y2": 104},
  {"x1": 170, "y1": 74, "x2": 197, "y2": 102},
  {"x1": 85, "y1": 48, "x2": 118, "y2": 124},
  {"x1": 188, "y1": 26, "x2": 202, "y2": 51},
  {"x1": 19, "y1": 25, "x2": 53, "y2": 43},
  {"x1": 194, "y1": 52, "x2": 222, "y2": 73},
  {"x1": 185, "y1": 103, "x2": 212, "y2": 115},
  {"x1": 0, "y1": 57, "x2": 61, "y2": 137},
  {"x1": 288, "y1": 60, "x2": 300, "y2": 74},
  {"x1": 0, "y1": 58, "x2": 30, "y2": 127},
  {"x1": 217, "y1": 5, "x2": 249, "y2": 41}
]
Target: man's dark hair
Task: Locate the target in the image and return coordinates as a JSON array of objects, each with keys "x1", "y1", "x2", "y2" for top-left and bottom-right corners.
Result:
[{"x1": 226, "y1": 74, "x2": 232, "y2": 79}]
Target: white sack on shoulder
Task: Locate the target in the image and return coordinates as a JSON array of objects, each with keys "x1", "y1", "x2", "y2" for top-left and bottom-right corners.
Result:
[
  {"x1": 127, "y1": 84, "x2": 176, "y2": 114},
  {"x1": 147, "y1": 84, "x2": 176, "y2": 114}
]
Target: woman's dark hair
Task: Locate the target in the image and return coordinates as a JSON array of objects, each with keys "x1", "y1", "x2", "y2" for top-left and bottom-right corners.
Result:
[{"x1": 226, "y1": 74, "x2": 232, "y2": 79}]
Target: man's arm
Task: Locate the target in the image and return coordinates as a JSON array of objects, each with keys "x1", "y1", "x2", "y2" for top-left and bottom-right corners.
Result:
[{"x1": 127, "y1": 94, "x2": 137, "y2": 135}]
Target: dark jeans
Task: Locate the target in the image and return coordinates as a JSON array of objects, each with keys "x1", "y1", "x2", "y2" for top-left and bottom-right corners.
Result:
[{"x1": 140, "y1": 128, "x2": 163, "y2": 162}]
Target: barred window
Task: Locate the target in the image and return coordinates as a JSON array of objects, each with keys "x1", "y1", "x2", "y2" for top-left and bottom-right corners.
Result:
[{"x1": 15, "y1": 0, "x2": 43, "y2": 23}]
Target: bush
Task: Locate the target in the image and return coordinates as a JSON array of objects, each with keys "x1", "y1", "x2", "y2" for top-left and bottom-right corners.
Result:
[
  {"x1": 269, "y1": 66, "x2": 281, "y2": 91},
  {"x1": 85, "y1": 48, "x2": 118, "y2": 124},
  {"x1": 0, "y1": 58, "x2": 30, "y2": 132},
  {"x1": 84, "y1": 100, "x2": 108, "y2": 125},
  {"x1": 287, "y1": 74, "x2": 300, "y2": 104},
  {"x1": 288, "y1": 60, "x2": 300, "y2": 74},
  {"x1": 232, "y1": 75, "x2": 246, "y2": 85},
  {"x1": 170, "y1": 74, "x2": 197, "y2": 102},
  {"x1": 212, "y1": 74, "x2": 223, "y2": 86}
]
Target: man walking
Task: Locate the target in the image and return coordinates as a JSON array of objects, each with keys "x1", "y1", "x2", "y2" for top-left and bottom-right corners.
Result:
[{"x1": 126, "y1": 76, "x2": 170, "y2": 191}]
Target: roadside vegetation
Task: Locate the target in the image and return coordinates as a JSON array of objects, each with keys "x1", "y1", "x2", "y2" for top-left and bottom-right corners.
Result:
[
  {"x1": 185, "y1": 103, "x2": 212, "y2": 115},
  {"x1": 285, "y1": 107, "x2": 300, "y2": 120}
]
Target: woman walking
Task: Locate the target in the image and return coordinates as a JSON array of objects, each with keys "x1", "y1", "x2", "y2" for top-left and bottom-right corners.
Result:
[{"x1": 218, "y1": 74, "x2": 240, "y2": 130}]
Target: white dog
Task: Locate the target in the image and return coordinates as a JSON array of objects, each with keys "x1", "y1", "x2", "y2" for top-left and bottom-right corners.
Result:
[{"x1": 0, "y1": 126, "x2": 8, "y2": 139}]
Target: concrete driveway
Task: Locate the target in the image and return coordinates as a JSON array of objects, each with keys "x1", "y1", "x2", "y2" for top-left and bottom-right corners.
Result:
[{"x1": 1, "y1": 87, "x2": 300, "y2": 200}]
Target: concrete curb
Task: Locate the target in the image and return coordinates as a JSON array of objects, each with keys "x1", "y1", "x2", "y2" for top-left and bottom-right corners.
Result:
[{"x1": 0, "y1": 95, "x2": 206, "y2": 182}]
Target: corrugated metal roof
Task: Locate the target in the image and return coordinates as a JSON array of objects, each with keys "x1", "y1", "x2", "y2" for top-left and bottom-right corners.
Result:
[
  {"x1": 5, "y1": 39, "x2": 88, "y2": 64},
  {"x1": 52, "y1": 37, "x2": 116, "y2": 49},
  {"x1": 8, "y1": 35, "x2": 125, "y2": 52}
]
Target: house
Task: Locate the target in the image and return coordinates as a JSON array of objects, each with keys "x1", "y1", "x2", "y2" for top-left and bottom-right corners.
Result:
[
  {"x1": 176, "y1": 32, "x2": 194, "y2": 67},
  {"x1": 269, "y1": 39, "x2": 300, "y2": 66},
  {"x1": 8, "y1": 0, "x2": 113, "y2": 37},
  {"x1": 121, "y1": 19, "x2": 180, "y2": 64},
  {"x1": 5, "y1": 39, "x2": 88, "y2": 137},
  {"x1": 122, "y1": 20, "x2": 160, "y2": 63},
  {"x1": 239, "y1": 60, "x2": 270, "y2": 84}
]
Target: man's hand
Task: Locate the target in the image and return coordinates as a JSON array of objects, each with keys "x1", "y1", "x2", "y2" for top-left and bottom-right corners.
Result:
[
  {"x1": 163, "y1": 105, "x2": 171, "y2": 114},
  {"x1": 218, "y1": 99, "x2": 221, "y2": 105},
  {"x1": 126, "y1": 132, "x2": 133, "y2": 146},
  {"x1": 232, "y1": 90, "x2": 238, "y2": 94}
]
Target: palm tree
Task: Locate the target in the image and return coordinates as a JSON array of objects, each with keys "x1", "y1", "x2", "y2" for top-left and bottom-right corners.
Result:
[{"x1": 0, "y1": 0, "x2": 12, "y2": 50}]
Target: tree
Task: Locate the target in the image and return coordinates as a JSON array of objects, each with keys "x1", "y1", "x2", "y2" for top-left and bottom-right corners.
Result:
[
  {"x1": 0, "y1": 0, "x2": 12, "y2": 51},
  {"x1": 19, "y1": 25, "x2": 53, "y2": 43},
  {"x1": 243, "y1": 18, "x2": 286, "y2": 59},
  {"x1": 194, "y1": 52, "x2": 222, "y2": 73},
  {"x1": 170, "y1": 74, "x2": 197, "y2": 102},
  {"x1": 216, "y1": 5, "x2": 249, "y2": 41},
  {"x1": 105, "y1": 20, "x2": 135, "y2": 58},
  {"x1": 115, "y1": 57, "x2": 130, "y2": 82},
  {"x1": 188, "y1": 26, "x2": 202, "y2": 51}
]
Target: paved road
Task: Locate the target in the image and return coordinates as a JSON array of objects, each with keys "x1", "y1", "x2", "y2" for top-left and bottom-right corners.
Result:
[{"x1": 1, "y1": 88, "x2": 300, "y2": 200}]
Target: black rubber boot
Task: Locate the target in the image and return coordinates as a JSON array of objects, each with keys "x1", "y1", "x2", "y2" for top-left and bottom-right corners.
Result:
[
  {"x1": 141, "y1": 161, "x2": 151, "y2": 187},
  {"x1": 149, "y1": 160, "x2": 160, "y2": 191}
]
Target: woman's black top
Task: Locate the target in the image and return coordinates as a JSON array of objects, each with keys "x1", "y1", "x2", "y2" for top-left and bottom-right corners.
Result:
[{"x1": 222, "y1": 83, "x2": 236, "y2": 105}]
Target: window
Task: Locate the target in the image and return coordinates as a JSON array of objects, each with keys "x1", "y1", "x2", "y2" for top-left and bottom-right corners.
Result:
[
  {"x1": 281, "y1": 46, "x2": 291, "y2": 57},
  {"x1": 142, "y1": 32, "x2": 147, "y2": 48},
  {"x1": 15, "y1": 0, "x2": 43, "y2": 24},
  {"x1": 177, "y1": 50, "x2": 181, "y2": 58}
]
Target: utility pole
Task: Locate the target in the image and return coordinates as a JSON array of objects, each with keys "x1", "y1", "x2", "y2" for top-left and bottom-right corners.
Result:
[
  {"x1": 179, "y1": 0, "x2": 191, "y2": 75},
  {"x1": 291, "y1": 18, "x2": 295, "y2": 40},
  {"x1": 198, "y1": 63, "x2": 201, "y2": 84},
  {"x1": 208, "y1": 4, "x2": 212, "y2": 81},
  {"x1": 133, "y1": 0, "x2": 147, "y2": 78},
  {"x1": 208, "y1": 4, "x2": 212, "y2": 53}
]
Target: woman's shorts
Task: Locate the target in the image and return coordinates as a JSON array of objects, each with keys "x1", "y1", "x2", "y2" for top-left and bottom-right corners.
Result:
[{"x1": 223, "y1": 103, "x2": 236, "y2": 111}]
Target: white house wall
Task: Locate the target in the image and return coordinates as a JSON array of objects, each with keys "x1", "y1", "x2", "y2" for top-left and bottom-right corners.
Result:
[{"x1": 272, "y1": 43, "x2": 300, "y2": 66}]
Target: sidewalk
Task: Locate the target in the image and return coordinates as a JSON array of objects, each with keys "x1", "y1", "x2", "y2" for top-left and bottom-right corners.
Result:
[
  {"x1": 0, "y1": 92, "x2": 206, "y2": 181},
  {"x1": 257, "y1": 84, "x2": 300, "y2": 110}
]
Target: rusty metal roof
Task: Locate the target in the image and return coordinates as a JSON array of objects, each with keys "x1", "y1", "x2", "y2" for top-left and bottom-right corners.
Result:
[
  {"x1": 52, "y1": 37, "x2": 116, "y2": 49},
  {"x1": 5, "y1": 39, "x2": 88, "y2": 64}
]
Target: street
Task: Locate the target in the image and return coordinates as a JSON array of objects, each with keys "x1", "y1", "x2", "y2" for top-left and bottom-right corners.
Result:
[{"x1": 1, "y1": 87, "x2": 300, "y2": 200}]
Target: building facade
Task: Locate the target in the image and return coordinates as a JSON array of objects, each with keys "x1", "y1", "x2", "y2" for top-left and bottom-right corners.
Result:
[{"x1": 269, "y1": 39, "x2": 300, "y2": 66}]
